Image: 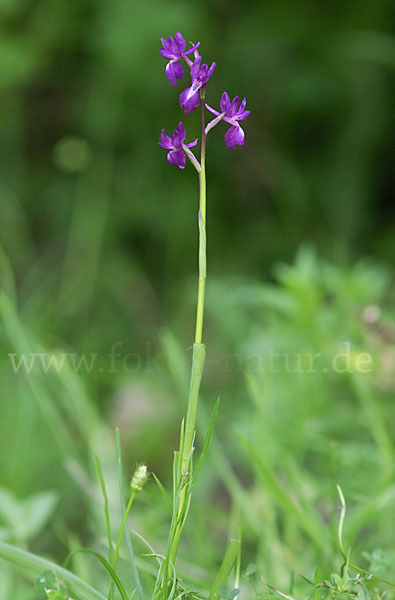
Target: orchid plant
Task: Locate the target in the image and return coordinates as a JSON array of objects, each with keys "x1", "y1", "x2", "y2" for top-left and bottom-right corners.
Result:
[{"x1": 156, "y1": 32, "x2": 249, "y2": 598}]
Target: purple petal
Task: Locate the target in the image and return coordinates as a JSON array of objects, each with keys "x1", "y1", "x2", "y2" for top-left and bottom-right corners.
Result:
[
  {"x1": 235, "y1": 97, "x2": 250, "y2": 121},
  {"x1": 184, "y1": 41, "x2": 200, "y2": 56},
  {"x1": 185, "y1": 137, "x2": 198, "y2": 148},
  {"x1": 179, "y1": 87, "x2": 191, "y2": 106},
  {"x1": 172, "y1": 122, "x2": 186, "y2": 148},
  {"x1": 206, "y1": 103, "x2": 220, "y2": 116},
  {"x1": 190, "y1": 55, "x2": 202, "y2": 80},
  {"x1": 220, "y1": 92, "x2": 231, "y2": 114},
  {"x1": 174, "y1": 32, "x2": 186, "y2": 55},
  {"x1": 159, "y1": 37, "x2": 171, "y2": 56},
  {"x1": 229, "y1": 95, "x2": 239, "y2": 117},
  {"x1": 159, "y1": 48, "x2": 174, "y2": 59},
  {"x1": 158, "y1": 129, "x2": 173, "y2": 150},
  {"x1": 235, "y1": 109, "x2": 251, "y2": 122},
  {"x1": 167, "y1": 149, "x2": 186, "y2": 169},
  {"x1": 168, "y1": 36, "x2": 179, "y2": 56},
  {"x1": 160, "y1": 34, "x2": 186, "y2": 60},
  {"x1": 225, "y1": 125, "x2": 245, "y2": 149},
  {"x1": 179, "y1": 87, "x2": 200, "y2": 113},
  {"x1": 206, "y1": 62, "x2": 216, "y2": 81},
  {"x1": 238, "y1": 97, "x2": 247, "y2": 113},
  {"x1": 165, "y1": 60, "x2": 184, "y2": 85},
  {"x1": 180, "y1": 84, "x2": 197, "y2": 104}
]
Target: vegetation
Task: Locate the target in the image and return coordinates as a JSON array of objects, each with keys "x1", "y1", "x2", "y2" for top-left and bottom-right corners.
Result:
[{"x1": 0, "y1": 1, "x2": 394, "y2": 599}]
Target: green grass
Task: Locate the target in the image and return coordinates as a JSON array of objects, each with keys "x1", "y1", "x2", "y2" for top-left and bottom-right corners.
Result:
[{"x1": 1, "y1": 245, "x2": 395, "y2": 599}]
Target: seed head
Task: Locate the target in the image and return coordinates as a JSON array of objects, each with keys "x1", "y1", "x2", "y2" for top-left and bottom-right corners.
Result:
[{"x1": 130, "y1": 464, "x2": 149, "y2": 492}]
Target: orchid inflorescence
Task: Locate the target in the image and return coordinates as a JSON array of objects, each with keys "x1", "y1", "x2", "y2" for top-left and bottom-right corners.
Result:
[{"x1": 159, "y1": 32, "x2": 250, "y2": 168}]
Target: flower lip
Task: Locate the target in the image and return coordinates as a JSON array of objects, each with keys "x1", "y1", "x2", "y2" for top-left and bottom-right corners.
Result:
[
  {"x1": 165, "y1": 61, "x2": 184, "y2": 86},
  {"x1": 225, "y1": 125, "x2": 245, "y2": 149}
]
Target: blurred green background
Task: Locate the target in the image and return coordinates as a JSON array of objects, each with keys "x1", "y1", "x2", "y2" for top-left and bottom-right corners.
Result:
[{"x1": 1, "y1": 0, "x2": 395, "y2": 598}]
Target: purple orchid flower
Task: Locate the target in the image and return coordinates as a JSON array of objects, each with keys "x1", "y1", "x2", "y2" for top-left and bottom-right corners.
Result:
[
  {"x1": 158, "y1": 122, "x2": 198, "y2": 169},
  {"x1": 206, "y1": 92, "x2": 250, "y2": 149},
  {"x1": 159, "y1": 33, "x2": 200, "y2": 86},
  {"x1": 179, "y1": 54, "x2": 216, "y2": 114}
]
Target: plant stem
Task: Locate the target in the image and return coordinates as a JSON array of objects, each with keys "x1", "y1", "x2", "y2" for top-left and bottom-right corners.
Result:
[
  {"x1": 183, "y1": 93, "x2": 207, "y2": 469},
  {"x1": 195, "y1": 96, "x2": 207, "y2": 345},
  {"x1": 112, "y1": 490, "x2": 136, "y2": 571},
  {"x1": 166, "y1": 93, "x2": 208, "y2": 574}
]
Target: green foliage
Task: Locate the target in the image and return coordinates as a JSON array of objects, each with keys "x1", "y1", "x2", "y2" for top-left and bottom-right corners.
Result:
[
  {"x1": 36, "y1": 571, "x2": 69, "y2": 600},
  {"x1": 0, "y1": 1, "x2": 395, "y2": 599},
  {"x1": 209, "y1": 539, "x2": 241, "y2": 600},
  {"x1": 1, "y1": 246, "x2": 395, "y2": 599},
  {"x1": 0, "y1": 488, "x2": 57, "y2": 543}
]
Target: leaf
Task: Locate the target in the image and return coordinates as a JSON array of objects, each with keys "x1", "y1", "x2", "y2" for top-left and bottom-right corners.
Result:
[
  {"x1": 209, "y1": 539, "x2": 241, "y2": 600},
  {"x1": 245, "y1": 563, "x2": 256, "y2": 577},
  {"x1": 64, "y1": 548, "x2": 129, "y2": 600},
  {"x1": 0, "y1": 487, "x2": 20, "y2": 524},
  {"x1": 183, "y1": 343, "x2": 206, "y2": 461},
  {"x1": 192, "y1": 397, "x2": 220, "y2": 485},
  {"x1": 300, "y1": 575, "x2": 315, "y2": 586},
  {"x1": 357, "y1": 584, "x2": 370, "y2": 600},
  {"x1": 94, "y1": 456, "x2": 114, "y2": 563},
  {"x1": 0, "y1": 488, "x2": 58, "y2": 541},
  {"x1": 152, "y1": 473, "x2": 172, "y2": 516},
  {"x1": 0, "y1": 540, "x2": 105, "y2": 600},
  {"x1": 36, "y1": 570, "x2": 69, "y2": 599},
  {"x1": 331, "y1": 573, "x2": 343, "y2": 589},
  {"x1": 18, "y1": 491, "x2": 58, "y2": 540},
  {"x1": 240, "y1": 435, "x2": 326, "y2": 551}
]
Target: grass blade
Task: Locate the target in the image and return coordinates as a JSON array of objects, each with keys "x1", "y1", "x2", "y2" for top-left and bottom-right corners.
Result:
[
  {"x1": 240, "y1": 435, "x2": 327, "y2": 551},
  {"x1": 0, "y1": 540, "x2": 105, "y2": 600},
  {"x1": 152, "y1": 473, "x2": 173, "y2": 516},
  {"x1": 115, "y1": 428, "x2": 145, "y2": 600},
  {"x1": 65, "y1": 548, "x2": 129, "y2": 600},
  {"x1": 208, "y1": 538, "x2": 241, "y2": 600},
  {"x1": 94, "y1": 455, "x2": 114, "y2": 563}
]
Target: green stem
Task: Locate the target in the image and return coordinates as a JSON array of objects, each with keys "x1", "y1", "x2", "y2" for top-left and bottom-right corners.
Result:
[
  {"x1": 195, "y1": 95, "x2": 207, "y2": 346},
  {"x1": 183, "y1": 93, "x2": 207, "y2": 465},
  {"x1": 166, "y1": 93, "x2": 208, "y2": 575},
  {"x1": 112, "y1": 490, "x2": 136, "y2": 571}
]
